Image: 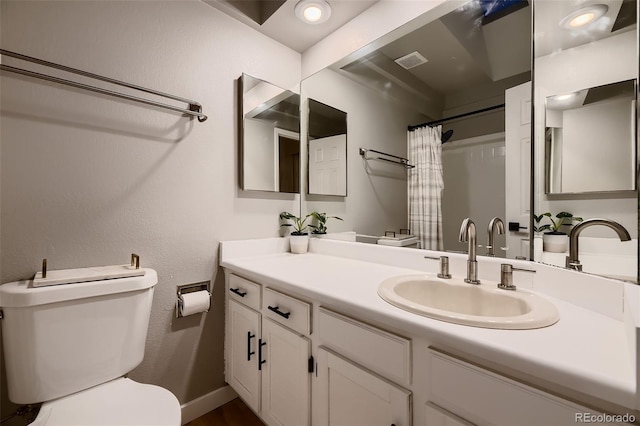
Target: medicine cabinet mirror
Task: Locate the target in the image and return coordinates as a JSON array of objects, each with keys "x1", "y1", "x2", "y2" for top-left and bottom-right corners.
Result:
[
  {"x1": 307, "y1": 98, "x2": 348, "y2": 196},
  {"x1": 239, "y1": 73, "x2": 300, "y2": 193},
  {"x1": 545, "y1": 79, "x2": 637, "y2": 194}
]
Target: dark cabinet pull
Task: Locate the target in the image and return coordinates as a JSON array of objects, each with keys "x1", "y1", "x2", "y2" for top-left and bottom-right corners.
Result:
[
  {"x1": 258, "y1": 339, "x2": 267, "y2": 371},
  {"x1": 230, "y1": 287, "x2": 247, "y2": 297},
  {"x1": 247, "y1": 332, "x2": 255, "y2": 361},
  {"x1": 268, "y1": 305, "x2": 291, "y2": 319}
]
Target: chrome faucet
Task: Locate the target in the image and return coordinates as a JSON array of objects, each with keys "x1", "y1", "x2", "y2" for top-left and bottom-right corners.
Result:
[
  {"x1": 459, "y1": 218, "x2": 480, "y2": 284},
  {"x1": 565, "y1": 218, "x2": 631, "y2": 271},
  {"x1": 487, "y1": 217, "x2": 505, "y2": 256}
]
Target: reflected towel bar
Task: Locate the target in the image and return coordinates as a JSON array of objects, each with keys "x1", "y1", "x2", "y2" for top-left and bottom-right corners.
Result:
[
  {"x1": 359, "y1": 148, "x2": 415, "y2": 169},
  {"x1": 0, "y1": 49, "x2": 207, "y2": 122}
]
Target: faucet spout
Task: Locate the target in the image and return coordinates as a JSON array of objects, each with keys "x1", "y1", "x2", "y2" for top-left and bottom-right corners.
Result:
[
  {"x1": 566, "y1": 218, "x2": 631, "y2": 271},
  {"x1": 487, "y1": 217, "x2": 505, "y2": 256},
  {"x1": 459, "y1": 218, "x2": 480, "y2": 284}
]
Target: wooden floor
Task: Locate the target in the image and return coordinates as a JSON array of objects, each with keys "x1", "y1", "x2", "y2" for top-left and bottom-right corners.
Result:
[{"x1": 185, "y1": 398, "x2": 264, "y2": 426}]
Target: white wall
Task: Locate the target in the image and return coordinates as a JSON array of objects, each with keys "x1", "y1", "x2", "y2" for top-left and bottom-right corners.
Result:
[
  {"x1": 301, "y1": 68, "x2": 427, "y2": 236},
  {"x1": 0, "y1": 0, "x2": 300, "y2": 419},
  {"x1": 534, "y1": 30, "x2": 637, "y2": 238}
]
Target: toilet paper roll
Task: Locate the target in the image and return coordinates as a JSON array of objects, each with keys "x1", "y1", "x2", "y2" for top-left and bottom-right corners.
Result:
[{"x1": 179, "y1": 290, "x2": 210, "y2": 316}]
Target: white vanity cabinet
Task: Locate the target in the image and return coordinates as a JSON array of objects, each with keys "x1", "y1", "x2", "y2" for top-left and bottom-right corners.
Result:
[
  {"x1": 314, "y1": 307, "x2": 413, "y2": 426},
  {"x1": 427, "y1": 349, "x2": 619, "y2": 426},
  {"x1": 225, "y1": 274, "x2": 312, "y2": 426}
]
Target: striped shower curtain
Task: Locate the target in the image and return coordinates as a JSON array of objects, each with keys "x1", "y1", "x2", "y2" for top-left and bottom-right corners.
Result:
[{"x1": 408, "y1": 125, "x2": 444, "y2": 250}]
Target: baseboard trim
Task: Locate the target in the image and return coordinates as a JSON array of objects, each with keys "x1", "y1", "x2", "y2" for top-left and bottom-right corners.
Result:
[{"x1": 180, "y1": 385, "x2": 238, "y2": 425}]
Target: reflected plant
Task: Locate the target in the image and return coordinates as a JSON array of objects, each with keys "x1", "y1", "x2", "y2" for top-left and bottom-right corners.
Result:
[
  {"x1": 536, "y1": 212, "x2": 583, "y2": 235},
  {"x1": 310, "y1": 212, "x2": 343, "y2": 234}
]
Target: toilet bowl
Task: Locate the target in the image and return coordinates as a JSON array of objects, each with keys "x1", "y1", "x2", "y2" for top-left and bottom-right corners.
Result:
[{"x1": 0, "y1": 268, "x2": 181, "y2": 425}]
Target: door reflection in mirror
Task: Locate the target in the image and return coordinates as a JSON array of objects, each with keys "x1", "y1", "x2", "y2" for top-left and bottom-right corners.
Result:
[{"x1": 307, "y1": 98, "x2": 347, "y2": 196}]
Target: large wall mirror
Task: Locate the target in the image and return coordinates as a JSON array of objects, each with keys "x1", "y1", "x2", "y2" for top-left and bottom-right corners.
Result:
[
  {"x1": 545, "y1": 79, "x2": 637, "y2": 194},
  {"x1": 301, "y1": 0, "x2": 531, "y2": 257},
  {"x1": 239, "y1": 73, "x2": 300, "y2": 193},
  {"x1": 301, "y1": 0, "x2": 639, "y2": 283},
  {"x1": 533, "y1": 0, "x2": 638, "y2": 282},
  {"x1": 307, "y1": 98, "x2": 348, "y2": 196}
]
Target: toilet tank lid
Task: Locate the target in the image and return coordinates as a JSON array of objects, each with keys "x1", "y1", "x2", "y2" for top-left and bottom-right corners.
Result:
[{"x1": 0, "y1": 268, "x2": 158, "y2": 308}]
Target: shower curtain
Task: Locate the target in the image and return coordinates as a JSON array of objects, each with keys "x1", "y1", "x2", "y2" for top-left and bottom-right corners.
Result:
[{"x1": 408, "y1": 125, "x2": 444, "y2": 250}]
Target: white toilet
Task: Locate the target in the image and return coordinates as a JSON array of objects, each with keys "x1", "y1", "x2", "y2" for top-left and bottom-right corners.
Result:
[{"x1": 0, "y1": 268, "x2": 181, "y2": 425}]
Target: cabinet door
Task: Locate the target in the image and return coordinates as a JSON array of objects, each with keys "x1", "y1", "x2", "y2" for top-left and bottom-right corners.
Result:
[
  {"x1": 425, "y1": 402, "x2": 475, "y2": 426},
  {"x1": 261, "y1": 318, "x2": 311, "y2": 426},
  {"x1": 227, "y1": 299, "x2": 261, "y2": 412},
  {"x1": 316, "y1": 347, "x2": 411, "y2": 426}
]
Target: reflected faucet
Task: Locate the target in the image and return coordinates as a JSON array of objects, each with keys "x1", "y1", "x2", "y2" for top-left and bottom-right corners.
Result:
[
  {"x1": 487, "y1": 217, "x2": 505, "y2": 257},
  {"x1": 459, "y1": 218, "x2": 480, "y2": 284},
  {"x1": 565, "y1": 218, "x2": 631, "y2": 271}
]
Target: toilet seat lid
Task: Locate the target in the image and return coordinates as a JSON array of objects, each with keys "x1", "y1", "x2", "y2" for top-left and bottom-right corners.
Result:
[{"x1": 31, "y1": 378, "x2": 181, "y2": 426}]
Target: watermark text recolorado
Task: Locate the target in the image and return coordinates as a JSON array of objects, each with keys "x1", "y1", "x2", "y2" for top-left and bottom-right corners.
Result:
[{"x1": 575, "y1": 413, "x2": 635, "y2": 423}]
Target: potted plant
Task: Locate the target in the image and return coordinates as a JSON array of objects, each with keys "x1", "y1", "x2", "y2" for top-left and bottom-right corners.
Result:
[
  {"x1": 309, "y1": 212, "x2": 343, "y2": 236},
  {"x1": 280, "y1": 212, "x2": 312, "y2": 254},
  {"x1": 536, "y1": 212, "x2": 583, "y2": 253}
]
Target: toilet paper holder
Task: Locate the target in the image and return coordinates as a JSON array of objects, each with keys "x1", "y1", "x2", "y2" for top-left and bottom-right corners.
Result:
[{"x1": 175, "y1": 280, "x2": 211, "y2": 318}]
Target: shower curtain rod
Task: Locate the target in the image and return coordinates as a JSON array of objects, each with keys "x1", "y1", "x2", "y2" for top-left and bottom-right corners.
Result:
[{"x1": 408, "y1": 103, "x2": 505, "y2": 131}]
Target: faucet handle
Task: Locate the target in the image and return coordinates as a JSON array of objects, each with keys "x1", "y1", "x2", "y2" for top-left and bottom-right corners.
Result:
[
  {"x1": 498, "y1": 264, "x2": 517, "y2": 291},
  {"x1": 565, "y1": 256, "x2": 583, "y2": 271},
  {"x1": 424, "y1": 255, "x2": 452, "y2": 279}
]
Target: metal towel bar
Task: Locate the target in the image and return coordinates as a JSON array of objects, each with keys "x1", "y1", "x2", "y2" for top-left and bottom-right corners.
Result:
[
  {"x1": 0, "y1": 49, "x2": 207, "y2": 122},
  {"x1": 359, "y1": 148, "x2": 415, "y2": 169}
]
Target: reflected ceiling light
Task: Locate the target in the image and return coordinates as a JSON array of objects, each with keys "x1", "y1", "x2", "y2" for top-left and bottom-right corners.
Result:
[
  {"x1": 559, "y1": 4, "x2": 608, "y2": 29},
  {"x1": 295, "y1": 0, "x2": 332, "y2": 24},
  {"x1": 552, "y1": 93, "x2": 576, "y2": 101}
]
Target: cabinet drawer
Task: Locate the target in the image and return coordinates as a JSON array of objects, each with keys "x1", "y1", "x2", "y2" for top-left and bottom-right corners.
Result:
[
  {"x1": 429, "y1": 349, "x2": 615, "y2": 426},
  {"x1": 262, "y1": 287, "x2": 311, "y2": 335},
  {"x1": 228, "y1": 274, "x2": 261, "y2": 311},
  {"x1": 318, "y1": 307, "x2": 411, "y2": 386}
]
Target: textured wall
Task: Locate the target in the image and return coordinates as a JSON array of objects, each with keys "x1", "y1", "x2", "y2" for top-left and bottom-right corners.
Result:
[
  {"x1": 0, "y1": 0, "x2": 300, "y2": 419},
  {"x1": 301, "y1": 68, "x2": 427, "y2": 237}
]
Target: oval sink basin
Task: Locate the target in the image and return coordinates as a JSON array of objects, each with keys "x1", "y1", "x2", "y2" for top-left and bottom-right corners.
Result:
[{"x1": 378, "y1": 275, "x2": 559, "y2": 329}]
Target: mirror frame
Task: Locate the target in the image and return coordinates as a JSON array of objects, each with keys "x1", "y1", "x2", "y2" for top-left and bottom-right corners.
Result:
[
  {"x1": 543, "y1": 79, "x2": 638, "y2": 196},
  {"x1": 238, "y1": 73, "x2": 301, "y2": 194}
]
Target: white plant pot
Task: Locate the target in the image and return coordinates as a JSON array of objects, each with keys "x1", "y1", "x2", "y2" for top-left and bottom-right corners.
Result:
[
  {"x1": 289, "y1": 234, "x2": 309, "y2": 254},
  {"x1": 543, "y1": 233, "x2": 568, "y2": 253}
]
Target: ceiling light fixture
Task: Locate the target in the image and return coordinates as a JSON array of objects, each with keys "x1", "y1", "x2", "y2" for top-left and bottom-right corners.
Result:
[
  {"x1": 295, "y1": 0, "x2": 332, "y2": 25},
  {"x1": 559, "y1": 4, "x2": 608, "y2": 29}
]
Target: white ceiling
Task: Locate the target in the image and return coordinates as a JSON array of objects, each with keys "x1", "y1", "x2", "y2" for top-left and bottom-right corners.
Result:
[
  {"x1": 211, "y1": 0, "x2": 636, "y2": 119},
  {"x1": 204, "y1": 0, "x2": 380, "y2": 53}
]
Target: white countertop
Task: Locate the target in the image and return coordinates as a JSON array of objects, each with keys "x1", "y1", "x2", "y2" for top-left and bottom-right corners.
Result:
[{"x1": 220, "y1": 240, "x2": 637, "y2": 411}]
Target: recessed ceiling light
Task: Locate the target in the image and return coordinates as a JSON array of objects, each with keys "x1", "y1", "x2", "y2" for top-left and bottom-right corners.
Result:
[
  {"x1": 559, "y1": 4, "x2": 608, "y2": 29},
  {"x1": 295, "y1": 0, "x2": 332, "y2": 25}
]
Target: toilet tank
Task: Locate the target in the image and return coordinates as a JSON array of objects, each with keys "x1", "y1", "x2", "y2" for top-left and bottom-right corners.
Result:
[{"x1": 0, "y1": 269, "x2": 158, "y2": 404}]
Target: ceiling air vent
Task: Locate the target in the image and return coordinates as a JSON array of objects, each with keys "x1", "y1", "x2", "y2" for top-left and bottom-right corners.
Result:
[{"x1": 394, "y1": 51, "x2": 428, "y2": 70}]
